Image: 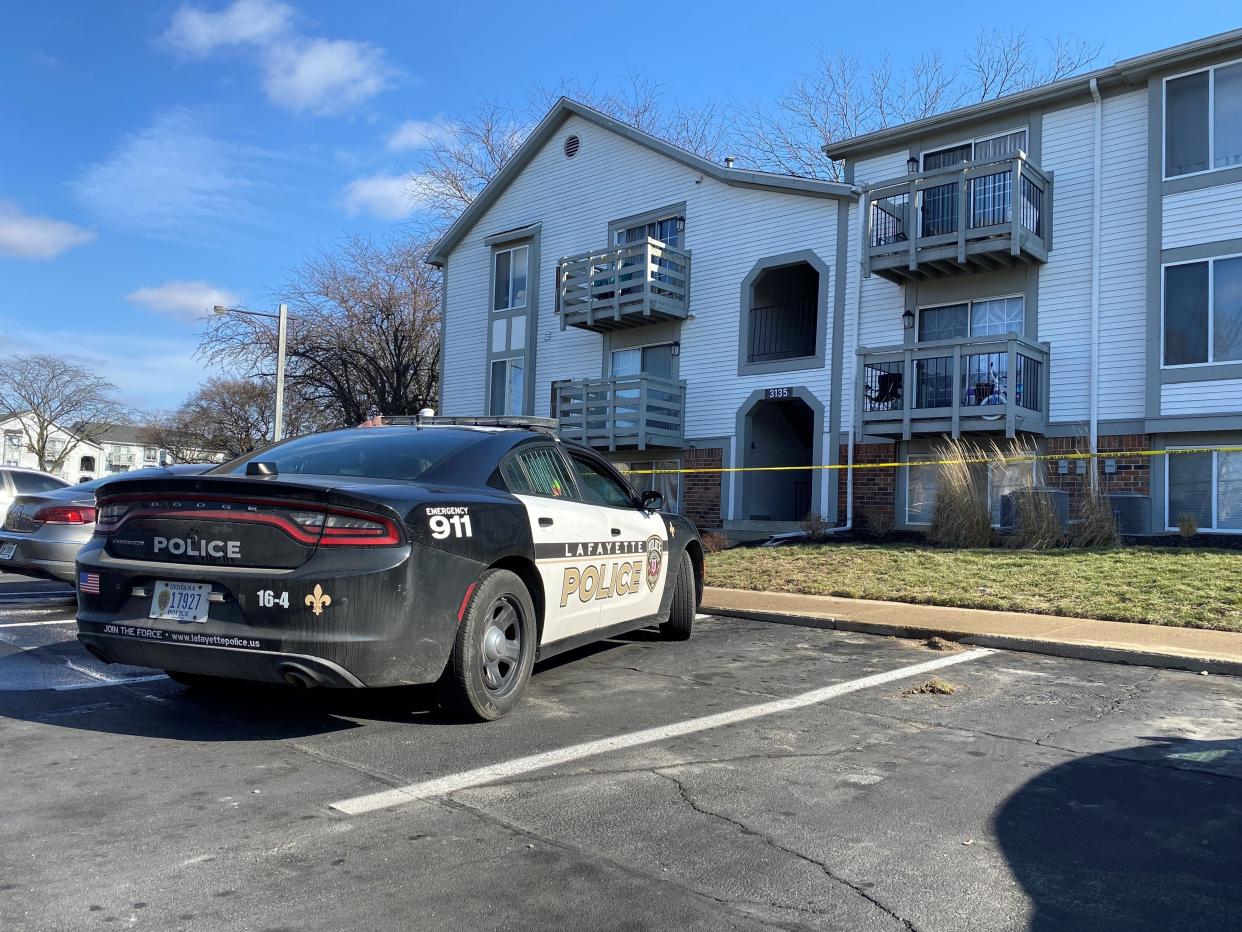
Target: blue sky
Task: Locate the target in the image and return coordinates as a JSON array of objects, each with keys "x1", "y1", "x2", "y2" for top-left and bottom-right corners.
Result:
[{"x1": 1, "y1": 1, "x2": 1237, "y2": 411}]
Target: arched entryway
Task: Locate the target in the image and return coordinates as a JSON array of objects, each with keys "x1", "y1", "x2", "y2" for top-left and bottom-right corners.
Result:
[{"x1": 735, "y1": 387, "x2": 824, "y2": 522}]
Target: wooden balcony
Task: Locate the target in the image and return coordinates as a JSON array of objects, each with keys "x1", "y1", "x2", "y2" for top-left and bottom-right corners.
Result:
[
  {"x1": 863, "y1": 154, "x2": 1051, "y2": 283},
  {"x1": 555, "y1": 374, "x2": 685, "y2": 451},
  {"x1": 858, "y1": 334, "x2": 1050, "y2": 440},
  {"x1": 557, "y1": 238, "x2": 691, "y2": 333}
]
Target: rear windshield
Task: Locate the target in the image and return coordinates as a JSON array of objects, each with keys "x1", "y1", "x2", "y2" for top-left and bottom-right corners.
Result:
[{"x1": 213, "y1": 429, "x2": 478, "y2": 482}]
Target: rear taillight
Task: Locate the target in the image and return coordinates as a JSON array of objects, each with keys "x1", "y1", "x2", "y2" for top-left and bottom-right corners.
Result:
[
  {"x1": 35, "y1": 505, "x2": 97, "y2": 525},
  {"x1": 95, "y1": 503, "x2": 130, "y2": 533}
]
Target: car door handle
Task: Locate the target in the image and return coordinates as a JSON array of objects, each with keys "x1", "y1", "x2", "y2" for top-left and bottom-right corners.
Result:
[
  {"x1": 539, "y1": 517, "x2": 554, "y2": 527},
  {"x1": 610, "y1": 527, "x2": 621, "y2": 536}
]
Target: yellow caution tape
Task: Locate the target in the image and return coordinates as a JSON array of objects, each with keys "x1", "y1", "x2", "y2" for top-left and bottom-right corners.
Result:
[{"x1": 616, "y1": 445, "x2": 1242, "y2": 476}]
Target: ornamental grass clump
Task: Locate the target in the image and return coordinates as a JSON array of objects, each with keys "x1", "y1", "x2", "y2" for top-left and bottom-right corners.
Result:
[{"x1": 927, "y1": 438, "x2": 993, "y2": 549}]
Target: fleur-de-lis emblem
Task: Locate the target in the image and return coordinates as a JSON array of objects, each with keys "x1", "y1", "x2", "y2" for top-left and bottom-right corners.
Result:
[{"x1": 304, "y1": 584, "x2": 332, "y2": 616}]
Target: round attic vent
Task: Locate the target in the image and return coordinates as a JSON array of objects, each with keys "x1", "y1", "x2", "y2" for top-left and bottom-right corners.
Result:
[{"x1": 564, "y1": 134, "x2": 581, "y2": 159}]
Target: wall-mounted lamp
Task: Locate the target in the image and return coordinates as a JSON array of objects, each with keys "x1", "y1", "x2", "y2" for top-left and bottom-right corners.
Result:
[
  {"x1": 902, "y1": 308, "x2": 915, "y2": 330},
  {"x1": 671, "y1": 341, "x2": 681, "y2": 357},
  {"x1": 906, "y1": 155, "x2": 919, "y2": 174}
]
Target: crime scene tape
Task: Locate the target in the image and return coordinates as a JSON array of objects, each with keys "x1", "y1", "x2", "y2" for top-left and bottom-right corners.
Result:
[{"x1": 617, "y1": 445, "x2": 1242, "y2": 476}]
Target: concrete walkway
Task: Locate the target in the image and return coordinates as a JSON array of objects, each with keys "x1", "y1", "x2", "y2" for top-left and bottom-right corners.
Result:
[{"x1": 702, "y1": 586, "x2": 1242, "y2": 676}]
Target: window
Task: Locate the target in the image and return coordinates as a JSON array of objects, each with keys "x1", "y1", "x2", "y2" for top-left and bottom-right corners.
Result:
[
  {"x1": 610, "y1": 344, "x2": 674, "y2": 379},
  {"x1": 918, "y1": 296, "x2": 1024, "y2": 343},
  {"x1": 502, "y1": 447, "x2": 575, "y2": 498},
  {"x1": 1165, "y1": 62, "x2": 1242, "y2": 178},
  {"x1": 4, "y1": 430, "x2": 21, "y2": 467},
  {"x1": 143, "y1": 446, "x2": 158, "y2": 464},
  {"x1": 492, "y1": 245, "x2": 528, "y2": 312},
  {"x1": 614, "y1": 215, "x2": 682, "y2": 249},
  {"x1": 904, "y1": 455, "x2": 1038, "y2": 528},
  {"x1": 489, "y1": 358, "x2": 524, "y2": 416},
  {"x1": 905, "y1": 456, "x2": 938, "y2": 525},
  {"x1": 11, "y1": 472, "x2": 68, "y2": 493},
  {"x1": 1167, "y1": 448, "x2": 1242, "y2": 531},
  {"x1": 217, "y1": 430, "x2": 478, "y2": 481},
  {"x1": 1163, "y1": 255, "x2": 1242, "y2": 366},
  {"x1": 614, "y1": 460, "x2": 680, "y2": 513},
  {"x1": 920, "y1": 131, "x2": 1028, "y2": 237},
  {"x1": 568, "y1": 454, "x2": 634, "y2": 508}
]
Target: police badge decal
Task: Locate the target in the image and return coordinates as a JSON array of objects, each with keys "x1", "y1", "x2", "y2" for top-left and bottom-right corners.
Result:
[{"x1": 644, "y1": 535, "x2": 664, "y2": 592}]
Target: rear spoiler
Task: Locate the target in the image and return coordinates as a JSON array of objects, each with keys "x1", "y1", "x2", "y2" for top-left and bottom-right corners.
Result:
[{"x1": 375, "y1": 414, "x2": 560, "y2": 437}]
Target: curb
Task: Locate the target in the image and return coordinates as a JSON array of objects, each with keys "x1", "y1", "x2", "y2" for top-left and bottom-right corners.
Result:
[{"x1": 702, "y1": 604, "x2": 1242, "y2": 678}]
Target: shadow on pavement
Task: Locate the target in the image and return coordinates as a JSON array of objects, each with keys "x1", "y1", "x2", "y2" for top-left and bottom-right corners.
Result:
[{"x1": 996, "y1": 736, "x2": 1242, "y2": 931}]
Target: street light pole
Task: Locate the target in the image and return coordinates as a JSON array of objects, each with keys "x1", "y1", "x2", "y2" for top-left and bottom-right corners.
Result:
[
  {"x1": 213, "y1": 303, "x2": 297, "y2": 444},
  {"x1": 274, "y1": 303, "x2": 288, "y2": 441}
]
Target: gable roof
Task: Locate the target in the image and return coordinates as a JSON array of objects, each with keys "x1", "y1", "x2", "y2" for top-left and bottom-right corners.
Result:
[
  {"x1": 824, "y1": 27, "x2": 1242, "y2": 161},
  {"x1": 427, "y1": 98, "x2": 856, "y2": 266}
]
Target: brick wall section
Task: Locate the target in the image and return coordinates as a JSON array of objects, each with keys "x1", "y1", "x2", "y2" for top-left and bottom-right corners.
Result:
[
  {"x1": 837, "y1": 442, "x2": 898, "y2": 526},
  {"x1": 1044, "y1": 434, "x2": 1151, "y2": 514},
  {"x1": 681, "y1": 447, "x2": 723, "y2": 530}
]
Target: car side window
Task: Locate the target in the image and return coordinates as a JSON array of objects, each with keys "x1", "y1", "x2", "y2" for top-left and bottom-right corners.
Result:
[
  {"x1": 569, "y1": 454, "x2": 634, "y2": 509},
  {"x1": 502, "y1": 447, "x2": 575, "y2": 498},
  {"x1": 11, "y1": 472, "x2": 66, "y2": 494}
]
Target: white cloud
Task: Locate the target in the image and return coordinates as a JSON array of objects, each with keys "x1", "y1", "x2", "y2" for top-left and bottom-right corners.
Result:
[
  {"x1": 72, "y1": 109, "x2": 270, "y2": 236},
  {"x1": 0, "y1": 200, "x2": 95, "y2": 260},
  {"x1": 159, "y1": 1, "x2": 394, "y2": 116},
  {"x1": 342, "y1": 173, "x2": 424, "y2": 221},
  {"x1": 126, "y1": 280, "x2": 241, "y2": 323},
  {"x1": 162, "y1": 0, "x2": 292, "y2": 56},
  {"x1": 387, "y1": 117, "x2": 455, "y2": 151},
  {"x1": 262, "y1": 38, "x2": 392, "y2": 116}
]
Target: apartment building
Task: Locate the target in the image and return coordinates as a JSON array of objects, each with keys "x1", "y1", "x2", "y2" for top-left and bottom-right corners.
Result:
[
  {"x1": 0, "y1": 415, "x2": 171, "y2": 483},
  {"x1": 434, "y1": 29, "x2": 1242, "y2": 536}
]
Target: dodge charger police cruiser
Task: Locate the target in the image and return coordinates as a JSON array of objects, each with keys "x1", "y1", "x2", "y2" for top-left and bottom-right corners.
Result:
[{"x1": 75, "y1": 417, "x2": 704, "y2": 720}]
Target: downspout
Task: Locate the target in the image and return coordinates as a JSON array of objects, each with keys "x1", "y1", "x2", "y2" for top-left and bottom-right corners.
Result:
[
  {"x1": 1089, "y1": 77, "x2": 1103, "y2": 460},
  {"x1": 831, "y1": 191, "x2": 866, "y2": 533}
]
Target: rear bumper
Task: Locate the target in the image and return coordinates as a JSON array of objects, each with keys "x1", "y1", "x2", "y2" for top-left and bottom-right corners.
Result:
[
  {"x1": 0, "y1": 531, "x2": 81, "y2": 584},
  {"x1": 76, "y1": 627, "x2": 365, "y2": 687},
  {"x1": 74, "y1": 537, "x2": 485, "y2": 688}
]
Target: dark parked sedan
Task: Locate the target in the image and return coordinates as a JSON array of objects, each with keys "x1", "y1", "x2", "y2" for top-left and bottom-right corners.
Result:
[{"x1": 0, "y1": 465, "x2": 211, "y2": 585}]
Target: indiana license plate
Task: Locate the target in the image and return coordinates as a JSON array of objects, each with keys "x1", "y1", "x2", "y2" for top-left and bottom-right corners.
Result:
[{"x1": 149, "y1": 580, "x2": 211, "y2": 623}]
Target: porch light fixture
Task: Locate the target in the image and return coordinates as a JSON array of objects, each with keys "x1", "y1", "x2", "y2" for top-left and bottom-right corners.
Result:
[
  {"x1": 906, "y1": 155, "x2": 919, "y2": 174},
  {"x1": 671, "y1": 341, "x2": 681, "y2": 357},
  {"x1": 902, "y1": 308, "x2": 915, "y2": 329}
]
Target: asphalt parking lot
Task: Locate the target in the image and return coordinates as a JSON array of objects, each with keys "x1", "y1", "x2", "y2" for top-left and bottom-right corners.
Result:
[{"x1": 2, "y1": 586, "x2": 1241, "y2": 932}]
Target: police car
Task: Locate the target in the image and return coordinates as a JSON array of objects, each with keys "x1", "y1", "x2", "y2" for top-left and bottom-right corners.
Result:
[{"x1": 75, "y1": 417, "x2": 704, "y2": 720}]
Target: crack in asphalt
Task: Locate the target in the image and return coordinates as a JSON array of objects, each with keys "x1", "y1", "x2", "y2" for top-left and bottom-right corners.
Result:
[
  {"x1": 583, "y1": 658, "x2": 785, "y2": 699},
  {"x1": 653, "y1": 769, "x2": 919, "y2": 931},
  {"x1": 1037, "y1": 668, "x2": 1162, "y2": 744}
]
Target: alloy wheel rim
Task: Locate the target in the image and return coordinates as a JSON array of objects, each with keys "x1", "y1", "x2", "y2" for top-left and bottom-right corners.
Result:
[{"x1": 480, "y1": 596, "x2": 523, "y2": 697}]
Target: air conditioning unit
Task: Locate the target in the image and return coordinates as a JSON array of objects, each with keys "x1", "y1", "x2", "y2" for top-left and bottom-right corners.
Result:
[
  {"x1": 999, "y1": 489, "x2": 1070, "y2": 531},
  {"x1": 1105, "y1": 494, "x2": 1150, "y2": 535}
]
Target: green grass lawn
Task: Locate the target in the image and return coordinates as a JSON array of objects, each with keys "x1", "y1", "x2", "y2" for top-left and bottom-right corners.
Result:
[{"x1": 705, "y1": 543, "x2": 1242, "y2": 631}]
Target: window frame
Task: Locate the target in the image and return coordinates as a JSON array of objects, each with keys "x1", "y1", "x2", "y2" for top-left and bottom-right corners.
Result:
[
  {"x1": 1162, "y1": 57, "x2": 1242, "y2": 181},
  {"x1": 919, "y1": 127, "x2": 1029, "y2": 172},
  {"x1": 499, "y1": 444, "x2": 581, "y2": 502},
  {"x1": 1160, "y1": 251, "x2": 1242, "y2": 368},
  {"x1": 1164, "y1": 446, "x2": 1242, "y2": 532},
  {"x1": 491, "y1": 244, "x2": 529, "y2": 313},
  {"x1": 566, "y1": 450, "x2": 639, "y2": 510},
  {"x1": 488, "y1": 356, "x2": 526, "y2": 417},
  {"x1": 916, "y1": 293, "x2": 1026, "y2": 343}
]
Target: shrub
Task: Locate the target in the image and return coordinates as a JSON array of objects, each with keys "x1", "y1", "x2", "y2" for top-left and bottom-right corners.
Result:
[
  {"x1": 927, "y1": 438, "x2": 993, "y2": 548},
  {"x1": 1177, "y1": 513, "x2": 1199, "y2": 538},
  {"x1": 1006, "y1": 486, "x2": 1064, "y2": 549},
  {"x1": 1071, "y1": 487, "x2": 1120, "y2": 548},
  {"x1": 700, "y1": 530, "x2": 731, "y2": 553},
  {"x1": 800, "y1": 512, "x2": 831, "y2": 542},
  {"x1": 865, "y1": 510, "x2": 895, "y2": 540}
]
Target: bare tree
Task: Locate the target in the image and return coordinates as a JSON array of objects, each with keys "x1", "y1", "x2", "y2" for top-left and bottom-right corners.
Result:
[
  {"x1": 736, "y1": 29, "x2": 1101, "y2": 180},
  {"x1": 142, "y1": 377, "x2": 333, "y2": 462},
  {"x1": 413, "y1": 71, "x2": 731, "y2": 223},
  {"x1": 200, "y1": 235, "x2": 441, "y2": 427},
  {"x1": 0, "y1": 354, "x2": 122, "y2": 474}
]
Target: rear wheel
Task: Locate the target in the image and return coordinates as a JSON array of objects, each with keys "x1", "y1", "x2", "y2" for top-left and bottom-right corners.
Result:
[
  {"x1": 659, "y1": 550, "x2": 696, "y2": 641},
  {"x1": 437, "y1": 569, "x2": 537, "y2": 721}
]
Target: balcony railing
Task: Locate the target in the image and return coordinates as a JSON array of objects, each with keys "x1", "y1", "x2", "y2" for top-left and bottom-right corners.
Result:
[
  {"x1": 864, "y1": 153, "x2": 1051, "y2": 283},
  {"x1": 555, "y1": 374, "x2": 686, "y2": 451},
  {"x1": 748, "y1": 300, "x2": 817, "y2": 362},
  {"x1": 558, "y1": 237, "x2": 691, "y2": 333},
  {"x1": 858, "y1": 333, "x2": 1050, "y2": 439}
]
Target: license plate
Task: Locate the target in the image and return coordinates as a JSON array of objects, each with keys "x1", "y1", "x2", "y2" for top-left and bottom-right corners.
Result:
[
  {"x1": 0, "y1": 543, "x2": 14, "y2": 560},
  {"x1": 149, "y1": 580, "x2": 211, "y2": 623}
]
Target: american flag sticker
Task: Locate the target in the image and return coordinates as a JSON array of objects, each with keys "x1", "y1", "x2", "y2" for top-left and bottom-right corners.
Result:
[{"x1": 79, "y1": 572, "x2": 100, "y2": 594}]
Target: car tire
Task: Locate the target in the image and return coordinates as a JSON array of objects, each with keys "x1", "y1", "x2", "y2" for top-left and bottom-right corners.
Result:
[
  {"x1": 163, "y1": 670, "x2": 230, "y2": 689},
  {"x1": 437, "y1": 569, "x2": 537, "y2": 722},
  {"x1": 659, "y1": 550, "x2": 696, "y2": 641}
]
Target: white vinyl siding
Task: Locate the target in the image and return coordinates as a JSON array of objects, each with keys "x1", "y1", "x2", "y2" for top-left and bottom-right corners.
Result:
[
  {"x1": 441, "y1": 113, "x2": 843, "y2": 442},
  {"x1": 1161, "y1": 378, "x2": 1242, "y2": 415},
  {"x1": 1163, "y1": 179, "x2": 1242, "y2": 250}
]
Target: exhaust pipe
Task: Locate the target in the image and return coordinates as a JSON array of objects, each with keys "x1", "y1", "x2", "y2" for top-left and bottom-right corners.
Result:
[{"x1": 278, "y1": 663, "x2": 322, "y2": 689}]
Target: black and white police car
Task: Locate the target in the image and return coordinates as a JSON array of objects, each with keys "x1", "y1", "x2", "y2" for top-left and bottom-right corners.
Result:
[{"x1": 75, "y1": 417, "x2": 704, "y2": 720}]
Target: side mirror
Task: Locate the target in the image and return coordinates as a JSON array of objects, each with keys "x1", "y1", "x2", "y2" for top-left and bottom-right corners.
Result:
[{"x1": 641, "y1": 490, "x2": 665, "y2": 512}]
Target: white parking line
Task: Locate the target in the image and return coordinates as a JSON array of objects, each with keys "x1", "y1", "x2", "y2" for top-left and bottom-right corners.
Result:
[
  {"x1": 330, "y1": 647, "x2": 993, "y2": 815},
  {"x1": 0, "y1": 618, "x2": 77, "y2": 628},
  {"x1": 53, "y1": 674, "x2": 168, "y2": 691}
]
